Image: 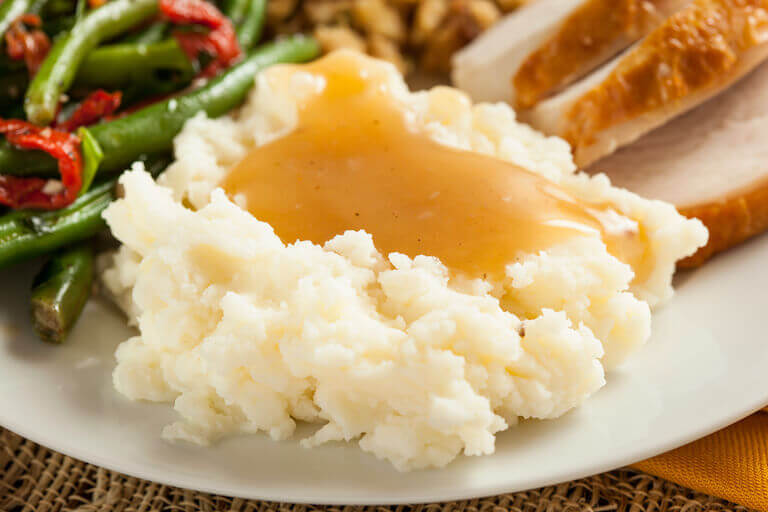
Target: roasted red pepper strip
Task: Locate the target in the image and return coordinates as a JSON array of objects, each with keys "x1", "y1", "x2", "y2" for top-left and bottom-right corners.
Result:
[
  {"x1": 0, "y1": 120, "x2": 82, "y2": 210},
  {"x1": 55, "y1": 90, "x2": 123, "y2": 132},
  {"x1": 160, "y1": 0, "x2": 241, "y2": 77},
  {"x1": 4, "y1": 14, "x2": 51, "y2": 76}
]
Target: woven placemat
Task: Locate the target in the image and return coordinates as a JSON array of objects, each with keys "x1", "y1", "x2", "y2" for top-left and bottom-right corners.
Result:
[{"x1": 0, "y1": 428, "x2": 751, "y2": 512}]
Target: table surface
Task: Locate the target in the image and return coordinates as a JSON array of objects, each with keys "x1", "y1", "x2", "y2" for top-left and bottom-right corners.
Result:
[{"x1": 0, "y1": 428, "x2": 750, "y2": 512}]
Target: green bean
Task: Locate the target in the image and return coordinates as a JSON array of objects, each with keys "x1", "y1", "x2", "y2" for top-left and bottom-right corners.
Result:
[
  {"x1": 75, "y1": 39, "x2": 195, "y2": 89},
  {"x1": 224, "y1": 0, "x2": 249, "y2": 25},
  {"x1": 0, "y1": 180, "x2": 114, "y2": 269},
  {"x1": 0, "y1": 139, "x2": 56, "y2": 177},
  {"x1": 0, "y1": 0, "x2": 32, "y2": 39},
  {"x1": 122, "y1": 20, "x2": 168, "y2": 44},
  {"x1": 30, "y1": 243, "x2": 94, "y2": 344},
  {"x1": 0, "y1": 155, "x2": 170, "y2": 268},
  {"x1": 25, "y1": 0, "x2": 159, "y2": 125},
  {"x1": 28, "y1": 0, "x2": 50, "y2": 15},
  {"x1": 236, "y1": 0, "x2": 266, "y2": 50},
  {"x1": 1, "y1": 36, "x2": 319, "y2": 176},
  {"x1": 94, "y1": 36, "x2": 320, "y2": 172}
]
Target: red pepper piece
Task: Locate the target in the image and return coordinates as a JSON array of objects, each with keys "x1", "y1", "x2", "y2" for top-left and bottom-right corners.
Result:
[
  {"x1": 4, "y1": 14, "x2": 51, "y2": 76},
  {"x1": 55, "y1": 90, "x2": 122, "y2": 132},
  {"x1": 160, "y1": 0, "x2": 241, "y2": 78},
  {"x1": 0, "y1": 120, "x2": 83, "y2": 210}
]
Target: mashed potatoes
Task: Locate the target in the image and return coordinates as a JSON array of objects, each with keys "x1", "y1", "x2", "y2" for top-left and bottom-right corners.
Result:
[{"x1": 101, "y1": 51, "x2": 707, "y2": 471}]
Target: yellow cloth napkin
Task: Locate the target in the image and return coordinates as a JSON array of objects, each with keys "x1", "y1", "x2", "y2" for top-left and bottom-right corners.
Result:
[{"x1": 631, "y1": 409, "x2": 768, "y2": 510}]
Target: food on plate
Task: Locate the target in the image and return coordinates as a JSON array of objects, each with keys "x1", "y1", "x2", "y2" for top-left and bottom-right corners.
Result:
[
  {"x1": 30, "y1": 243, "x2": 94, "y2": 344},
  {"x1": 593, "y1": 59, "x2": 768, "y2": 267},
  {"x1": 0, "y1": 0, "x2": 320, "y2": 343},
  {"x1": 100, "y1": 51, "x2": 706, "y2": 470},
  {"x1": 263, "y1": 0, "x2": 532, "y2": 74},
  {"x1": 452, "y1": 0, "x2": 690, "y2": 107},
  {"x1": 524, "y1": 0, "x2": 768, "y2": 167}
]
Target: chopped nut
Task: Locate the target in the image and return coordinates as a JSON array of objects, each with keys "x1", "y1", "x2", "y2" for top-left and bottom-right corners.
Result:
[
  {"x1": 495, "y1": 0, "x2": 530, "y2": 12},
  {"x1": 352, "y1": 0, "x2": 406, "y2": 42},
  {"x1": 467, "y1": 0, "x2": 501, "y2": 29},
  {"x1": 267, "y1": 0, "x2": 299, "y2": 24},
  {"x1": 304, "y1": 0, "x2": 354, "y2": 25},
  {"x1": 367, "y1": 33, "x2": 410, "y2": 74},
  {"x1": 412, "y1": 0, "x2": 449, "y2": 45},
  {"x1": 263, "y1": 0, "x2": 527, "y2": 76},
  {"x1": 315, "y1": 25, "x2": 367, "y2": 53}
]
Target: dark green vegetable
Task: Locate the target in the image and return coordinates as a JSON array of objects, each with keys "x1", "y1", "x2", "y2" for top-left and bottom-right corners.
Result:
[
  {"x1": 0, "y1": 36, "x2": 320, "y2": 177},
  {"x1": 0, "y1": 156, "x2": 170, "y2": 269},
  {"x1": 25, "y1": 0, "x2": 159, "y2": 125},
  {"x1": 122, "y1": 20, "x2": 168, "y2": 44},
  {"x1": 93, "y1": 36, "x2": 320, "y2": 172},
  {"x1": 224, "y1": 0, "x2": 249, "y2": 25},
  {"x1": 75, "y1": 39, "x2": 196, "y2": 89},
  {"x1": 0, "y1": 179, "x2": 114, "y2": 269},
  {"x1": 77, "y1": 126, "x2": 103, "y2": 195},
  {"x1": 0, "y1": 0, "x2": 32, "y2": 39},
  {"x1": 236, "y1": 0, "x2": 265, "y2": 50},
  {"x1": 30, "y1": 243, "x2": 94, "y2": 343},
  {"x1": 0, "y1": 139, "x2": 56, "y2": 176}
]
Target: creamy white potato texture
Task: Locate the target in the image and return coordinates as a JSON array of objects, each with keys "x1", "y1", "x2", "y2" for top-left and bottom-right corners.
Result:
[{"x1": 102, "y1": 51, "x2": 707, "y2": 471}]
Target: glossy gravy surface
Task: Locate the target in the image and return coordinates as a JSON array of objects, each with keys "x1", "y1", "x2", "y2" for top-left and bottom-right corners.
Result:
[{"x1": 222, "y1": 53, "x2": 647, "y2": 279}]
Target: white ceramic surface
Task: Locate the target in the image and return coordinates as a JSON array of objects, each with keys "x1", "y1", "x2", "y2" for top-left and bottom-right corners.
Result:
[{"x1": 1, "y1": 234, "x2": 767, "y2": 505}]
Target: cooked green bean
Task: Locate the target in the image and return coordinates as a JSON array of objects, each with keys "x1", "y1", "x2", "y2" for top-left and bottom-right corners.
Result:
[
  {"x1": 1, "y1": 36, "x2": 320, "y2": 177},
  {"x1": 75, "y1": 39, "x2": 195, "y2": 89},
  {"x1": 25, "y1": 0, "x2": 159, "y2": 125},
  {"x1": 0, "y1": 156, "x2": 170, "y2": 268},
  {"x1": 0, "y1": 180, "x2": 114, "y2": 269},
  {"x1": 224, "y1": 0, "x2": 249, "y2": 25},
  {"x1": 0, "y1": 0, "x2": 32, "y2": 40},
  {"x1": 0, "y1": 139, "x2": 56, "y2": 177},
  {"x1": 123, "y1": 20, "x2": 168, "y2": 44},
  {"x1": 30, "y1": 243, "x2": 94, "y2": 344},
  {"x1": 236, "y1": 0, "x2": 265, "y2": 50}
]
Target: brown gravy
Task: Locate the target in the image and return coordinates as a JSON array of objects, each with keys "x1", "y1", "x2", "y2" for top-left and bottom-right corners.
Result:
[{"x1": 222, "y1": 53, "x2": 648, "y2": 280}]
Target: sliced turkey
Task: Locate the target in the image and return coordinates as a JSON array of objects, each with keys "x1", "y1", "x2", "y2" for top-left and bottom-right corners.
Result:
[
  {"x1": 591, "y1": 59, "x2": 768, "y2": 267},
  {"x1": 452, "y1": 0, "x2": 687, "y2": 107},
  {"x1": 525, "y1": 0, "x2": 768, "y2": 168}
]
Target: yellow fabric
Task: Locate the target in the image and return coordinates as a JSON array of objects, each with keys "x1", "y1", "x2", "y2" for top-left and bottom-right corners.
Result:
[{"x1": 631, "y1": 410, "x2": 768, "y2": 510}]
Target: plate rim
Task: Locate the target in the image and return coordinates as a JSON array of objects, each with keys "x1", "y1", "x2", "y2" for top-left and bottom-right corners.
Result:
[{"x1": 1, "y1": 388, "x2": 766, "y2": 505}]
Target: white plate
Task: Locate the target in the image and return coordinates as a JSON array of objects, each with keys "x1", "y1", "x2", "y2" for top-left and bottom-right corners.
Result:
[{"x1": 1, "y1": 235, "x2": 767, "y2": 505}]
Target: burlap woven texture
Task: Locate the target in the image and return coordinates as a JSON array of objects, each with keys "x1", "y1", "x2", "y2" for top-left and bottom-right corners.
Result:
[{"x1": 0, "y1": 429, "x2": 751, "y2": 512}]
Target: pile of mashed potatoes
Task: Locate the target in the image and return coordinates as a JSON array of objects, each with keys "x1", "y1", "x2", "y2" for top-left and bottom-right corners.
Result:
[{"x1": 101, "y1": 51, "x2": 707, "y2": 471}]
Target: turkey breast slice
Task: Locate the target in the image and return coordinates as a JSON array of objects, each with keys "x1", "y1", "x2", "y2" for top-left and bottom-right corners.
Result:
[
  {"x1": 590, "y1": 59, "x2": 768, "y2": 267},
  {"x1": 452, "y1": 0, "x2": 688, "y2": 107},
  {"x1": 525, "y1": 0, "x2": 768, "y2": 168}
]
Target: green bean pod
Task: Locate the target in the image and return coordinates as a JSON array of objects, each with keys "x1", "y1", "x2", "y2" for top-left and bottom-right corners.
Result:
[
  {"x1": 236, "y1": 0, "x2": 266, "y2": 50},
  {"x1": 25, "y1": 0, "x2": 159, "y2": 125},
  {"x1": 75, "y1": 39, "x2": 196, "y2": 89},
  {"x1": 0, "y1": 156, "x2": 169, "y2": 269},
  {"x1": 0, "y1": 180, "x2": 114, "y2": 269},
  {"x1": 30, "y1": 243, "x2": 94, "y2": 344},
  {"x1": 224, "y1": 0, "x2": 249, "y2": 25},
  {"x1": 0, "y1": 36, "x2": 319, "y2": 178},
  {"x1": 93, "y1": 36, "x2": 320, "y2": 172},
  {"x1": 0, "y1": 0, "x2": 32, "y2": 40},
  {"x1": 122, "y1": 21, "x2": 168, "y2": 44}
]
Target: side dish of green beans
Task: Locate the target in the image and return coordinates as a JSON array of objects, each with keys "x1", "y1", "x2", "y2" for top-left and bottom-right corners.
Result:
[{"x1": 0, "y1": 0, "x2": 320, "y2": 343}]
